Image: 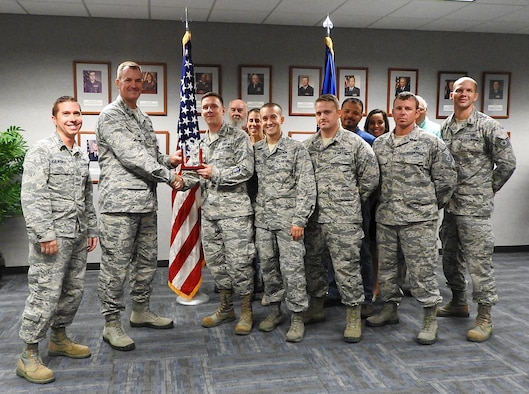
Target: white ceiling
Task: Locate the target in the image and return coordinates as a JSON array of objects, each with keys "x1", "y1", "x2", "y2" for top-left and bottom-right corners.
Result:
[{"x1": 2, "y1": 0, "x2": 529, "y2": 35}]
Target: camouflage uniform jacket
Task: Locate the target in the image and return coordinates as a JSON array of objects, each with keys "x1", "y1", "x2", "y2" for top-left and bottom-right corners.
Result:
[
  {"x1": 96, "y1": 96, "x2": 176, "y2": 214},
  {"x1": 21, "y1": 133, "x2": 98, "y2": 243},
  {"x1": 441, "y1": 107, "x2": 516, "y2": 217},
  {"x1": 182, "y1": 123, "x2": 254, "y2": 220},
  {"x1": 253, "y1": 136, "x2": 316, "y2": 230},
  {"x1": 303, "y1": 127, "x2": 379, "y2": 224},
  {"x1": 373, "y1": 126, "x2": 457, "y2": 226}
]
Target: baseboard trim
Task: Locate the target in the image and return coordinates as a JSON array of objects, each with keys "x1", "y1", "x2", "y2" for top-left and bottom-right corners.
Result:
[
  {"x1": 493, "y1": 245, "x2": 529, "y2": 253},
  {"x1": 2, "y1": 247, "x2": 528, "y2": 276},
  {"x1": 86, "y1": 260, "x2": 169, "y2": 271}
]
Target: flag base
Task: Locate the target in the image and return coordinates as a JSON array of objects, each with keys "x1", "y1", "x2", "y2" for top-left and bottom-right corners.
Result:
[{"x1": 176, "y1": 291, "x2": 209, "y2": 306}]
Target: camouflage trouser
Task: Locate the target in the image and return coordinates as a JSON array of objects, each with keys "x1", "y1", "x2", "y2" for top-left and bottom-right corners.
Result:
[
  {"x1": 201, "y1": 215, "x2": 255, "y2": 296},
  {"x1": 377, "y1": 220, "x2": 442, "y2": 307},
  {"x1": 255, "y1": 227, "x2": 309, "y2": 312},
  {"x1": 304, "y1": 221, "x2": 364, "y2": 306},
  {"x1": 98, "y1": 212, "x2": 158, "y2": 316},
  {"x1": 440, "y1": 212, "x2": 497, "y2": 305},
  {"x1": 19, "y1": 234, "x2": 88, "y2": 344}
]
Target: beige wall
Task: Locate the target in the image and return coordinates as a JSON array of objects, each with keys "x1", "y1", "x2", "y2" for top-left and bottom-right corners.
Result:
[{"x1": 1, "y1": 14, "x2": 528, "y2": 266}]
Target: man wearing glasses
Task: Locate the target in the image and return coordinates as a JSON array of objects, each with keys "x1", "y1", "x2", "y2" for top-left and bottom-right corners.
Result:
[{"x1": 416, "y1": 96, "x2": 441, "y2": 139}]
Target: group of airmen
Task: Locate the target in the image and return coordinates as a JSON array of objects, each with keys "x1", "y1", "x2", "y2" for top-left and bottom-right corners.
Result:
[
  {"x1": 176, "y1": 76, "x2": 515, "y2": 351},
  {"x1": 15, "y1": 60, "x2": 515, "y2": 385}
]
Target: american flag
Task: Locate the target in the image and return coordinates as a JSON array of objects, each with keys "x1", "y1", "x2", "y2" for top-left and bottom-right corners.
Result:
[
  {"x1": 168, "y1": 30, "x2": 205, "y2": 300},
  {"x1": 322, "y1": 36, "x2": 337, "y2": 96}
]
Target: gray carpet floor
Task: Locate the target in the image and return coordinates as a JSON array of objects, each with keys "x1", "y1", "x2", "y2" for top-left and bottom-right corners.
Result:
[{"x1": 1, "y1": 252, "x2": 528, "y2": 393}]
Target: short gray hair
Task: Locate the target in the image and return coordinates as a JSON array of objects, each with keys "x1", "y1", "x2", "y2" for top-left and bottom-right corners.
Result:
[{"x1": 116, "y1": 61, "x2": 141, "y2": 80}]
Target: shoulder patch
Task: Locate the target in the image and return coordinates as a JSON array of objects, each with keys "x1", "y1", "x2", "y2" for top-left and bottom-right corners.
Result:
[{"x1": 496, "y1": 137, "x2": 511, "y2": 149}]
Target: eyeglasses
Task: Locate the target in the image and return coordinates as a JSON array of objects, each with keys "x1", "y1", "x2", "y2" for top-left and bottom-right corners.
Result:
[{"x1": 418, "y1": 107, "x2": 426, "y2": 112}]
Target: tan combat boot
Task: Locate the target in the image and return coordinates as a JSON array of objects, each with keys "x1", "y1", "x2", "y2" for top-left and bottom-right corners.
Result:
[
  {"x1": 258, "y1": 302, "x2": 284, "y2": 332},
  {"x1": 417, "y1": 306, "x2": 438, "y2": 345},
  {"x1": 130, "y1": 302, "x2": 174, "y2": 329},
  {"x1": 301, "y1": 296, "x2": 325, "y2": 325},
  {"x1": 437, "y1": 290, "x2": 470, "y2": 317},
  {"x1": 16, "y1": 344, "x2": 55, "y2": 384},
  {"x1": 48, "y1": 327, "x2": 91, "y2": 358},
  {"x1": 286, "y1": 312, "x2": 305, "y2": 343},
  {"x1": 467, "y1": 304, "x2": 493, "y2": 342},
  {"x1": 103, "y1": 315, "x2": 135, "y2": 351},
  {"x1": 366, "y1": 302, "x2": 399, "y2": 327},
  {"x1": 344, "y1": 305, "x2": 362, "y2": 343},
  {"x1": 202, "y1": 289, "x2": 236, "y2": 328},
  {"x1": 235, "y1": 293, "x2": 253, "y2": 335}
]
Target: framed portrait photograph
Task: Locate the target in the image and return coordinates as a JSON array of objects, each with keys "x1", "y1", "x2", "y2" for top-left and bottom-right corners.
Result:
[
  {"x1": 436, "y1": 71, "x2": 467, "y2": 119},
  {"x1": 77, "y1": 131, "x2": 100, "y2": 183},
  {"x1": 73, "y1": 61, "x2": 111, "y2": 115},
  {"x1": 337, "y1": 67, "x2": 368, "y2": 114},
  {"x1": 239, "y1": 65, "x2": 272, "y2": 108},
  {"x1": 195, "y1": 64, "x2": 221, "y2": 113},
  {"x1": 482, "y1": 72, "x2": 511, "y2": 118},
  {"x1": 288, "y1": 131, "x2": 316, "y2": 142},
  {"x1": 137, "y1": 62, "x2": 167, "y2": 116},
  {"x1": 387, "y1": 68, "x2": 418, "y2": 115},
  {"x1": 289, "y1": 66, "x2": 322, "y2": 116},
  {"x1": 155, "y1": 131, "x2": 170, "y2": 154}
]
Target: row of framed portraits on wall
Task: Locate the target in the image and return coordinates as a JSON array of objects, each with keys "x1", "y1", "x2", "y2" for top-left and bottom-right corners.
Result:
[
  {"x1": 74, "y1": 60, "x2": 511, "y2": 120},
  {"x1": 73, "y1": 61, "x2": 167, "y2": 116},
  {"x1": 433, "y1": 71, "x2": 510, "y2": 119},
  {"x1": 237, "y1": 67, "x2": 511, "y2": 120}
]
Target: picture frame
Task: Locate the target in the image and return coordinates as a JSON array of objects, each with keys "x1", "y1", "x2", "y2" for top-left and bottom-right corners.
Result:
[
  {"x1": 195, "y1": 64, "x2": 221, "y2": 114},
  {"x1": 387, "y1": 68, "x2": 418, "y2": 115},
  {"x1": 289, "y1": 66, "x2": 322, "y2": 116},
  {"x1": 239, "y1": 65, "x2": 272, "y2": 109},
  {"x1": 482, "y1": 72, "x2": 511, "y2": 119},
  {"x1": 77, "y1": 131, "x2": 100, "y2": 183},
  {"x1": 288, "y1": 131, "x2": 316, "y2": 142},
  {"x1": 337, "y1": 67, "x2": 368, "y2": 114},
  {"x1": 155, "y1": 131, "x2": 170, "y2": 154},
  {"x1": 436, "y1": 71, "x2": 467, "y2": 119},
  {"x1": 73, "y1": 61, "x2": 111, "y2": 115},
  {"x1": 137, "y1": 62, "x2": 167, "y2": 116}
]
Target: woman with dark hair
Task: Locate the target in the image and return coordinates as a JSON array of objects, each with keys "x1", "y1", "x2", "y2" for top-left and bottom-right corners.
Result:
[{"x1": 364, "y1": 108, "x2": 390, "y2": 138}]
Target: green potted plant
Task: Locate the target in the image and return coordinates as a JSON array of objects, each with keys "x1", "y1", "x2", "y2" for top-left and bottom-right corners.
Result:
[{"x1": 0, "y1": 125, "x2": 27, "y2": 278}]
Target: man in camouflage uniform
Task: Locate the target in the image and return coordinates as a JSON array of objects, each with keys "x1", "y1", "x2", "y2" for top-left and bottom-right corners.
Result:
[
  {"x1": 253, "y1": 103, "x2": 316, "y2": 342},
  {"x1": 340, "y1": 97, "x2": 376, "y2": 317},
  {"x1": 17, "y1": 96, "x2": 98, "y2": 384},
  {"x1": 176, "y1": 92, "x2": 255, "y2": 335},
  {"x1": 437, "y1": 77, "x2": 516, "y2": 342},
  {"x1": 96, "y1": 61, "x2": 182, "y2": 351},
  {"x1": 302, "y1": 94, "x2": 379, "y2": 343},
  {"x1": 366, "y1": 92, "x2": 457, "y2": 345}
]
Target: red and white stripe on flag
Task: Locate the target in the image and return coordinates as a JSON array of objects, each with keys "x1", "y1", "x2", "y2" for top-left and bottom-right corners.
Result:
[
  {"x1": 168, "y1": 29, "x2": 204, "y2": 300},
  {"x1": 168, "y1": 184, "x2": 205, "y2": 300}
]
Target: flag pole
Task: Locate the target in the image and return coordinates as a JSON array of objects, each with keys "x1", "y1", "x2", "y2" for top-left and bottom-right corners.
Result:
[
  {"x1": 321, "y1": 14, "x2": 337, "y2": 96},
  {"x1": 323, "y1": 14, "x2": 333, "y2": 37},
  {"x1": 173, "y1": 8, "x2": 209, "y2": 306}
]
